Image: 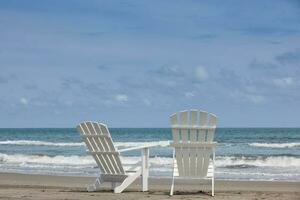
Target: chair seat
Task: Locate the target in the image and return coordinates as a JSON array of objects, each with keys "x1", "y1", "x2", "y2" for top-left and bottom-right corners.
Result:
[{"x1": 100, "y1": 174, "x2": 128, "y2": 182}]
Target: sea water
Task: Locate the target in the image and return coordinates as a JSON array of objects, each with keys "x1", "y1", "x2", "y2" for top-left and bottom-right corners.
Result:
[{"x1": 0, "y1": 128, "x2": 299, "y2": 181}]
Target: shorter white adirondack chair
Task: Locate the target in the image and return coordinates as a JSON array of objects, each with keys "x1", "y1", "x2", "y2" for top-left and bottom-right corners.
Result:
[
  {"x1": 169, "y1": 110, "x2": 217, "y2": 196},
  {"x1": 77, "y1": 121, "x2": 155, "y2": 193}
]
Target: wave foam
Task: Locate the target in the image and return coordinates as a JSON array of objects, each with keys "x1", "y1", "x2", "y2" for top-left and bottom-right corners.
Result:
[
  {"x1": 249, "y1": 142, "x2": 300, "y2": 148},
  {"x1": 217, "y1": 156, "x2": 300, "y2": 167},
  {"x1": 1, "y1": 153, "x2": 299, "y2": 169},
  {"x1": 0, "y1": 140, "x2": 84, "y2": 147},
  {"x1": 1, "y1": 153, "x2": 300, "y2": 180},
  {"x1": 0, "y1": 140, "x2": 170, "y2": 148},
  {"x1": 0, "y1": 153, "x2": 94, "y2": 166},
  {"x1": 0, "y1": 153, "x2": 173, "y2": 169}
]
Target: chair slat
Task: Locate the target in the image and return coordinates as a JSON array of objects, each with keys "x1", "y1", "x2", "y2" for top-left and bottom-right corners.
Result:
[
  {"x1": 170, "y1": 114, "x2": 180, "y2": 143},
  {"x1": 196, "y1": 147, "x2": 204, "y2": 177},
  {"x1": 201, "y1": 149, "x2": 210, "y2": 177},
  {"x1": 182, "y1": 147, "x2": 189, "y2": 176},
  {"x1": 170, "y1": 126, "x2": 215, "y2": 130},
  {"x1": 180, "y1": 111, "x2": 188, "y2": 143},
  {"x1": 198, "y1": 111, "x2": 208, "y2": 142},
  {"x1": 206, "y1": 114, "x2": 217, "y2": 142},
  {"x1": 175, "y1": 147, "x2": 184, "y2": 176},
  {"x1": 189, "y1": 110, "x2": 198, "y2": 176},
  {"x1": 180, "y1": 111, "x2": 189, "y2": 175},
  {"x1": 189, "y1": 148, "x2": 196, "y2": 176},
  {"x1": 189, "y1": 110, "x2": 197, "y2": 142}
]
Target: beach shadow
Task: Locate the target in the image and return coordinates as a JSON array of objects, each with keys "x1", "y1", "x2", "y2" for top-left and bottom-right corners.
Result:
[
  {"x1": 172, "y1": 190, "x2": 212, "y2": 196},
  {"x1": 59, "y1": 188, "x2": 213, "y2": 198},
  {"x1": 61, "y1": 188, "x2": 114, "y2": 193}
]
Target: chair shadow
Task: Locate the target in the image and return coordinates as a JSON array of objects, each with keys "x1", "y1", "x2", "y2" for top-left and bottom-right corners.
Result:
[
  {"x1": 171, "y1": 190, "x2": 212, "y2": 196},
  {"x1": 61, "y1": 188, "x2": 213, "y2": 197}
]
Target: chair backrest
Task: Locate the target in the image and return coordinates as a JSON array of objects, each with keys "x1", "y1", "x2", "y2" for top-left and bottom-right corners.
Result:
[
  {"x1": 77, "y1": 121, "x2": 125, "y2": 175},
  {"x1": 170, "y1": 109, "x2": 217, "y2": 177}
]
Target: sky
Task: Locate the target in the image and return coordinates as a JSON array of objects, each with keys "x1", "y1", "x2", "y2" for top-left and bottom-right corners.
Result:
[{"x1": 0, "y1": 0, "x2": 300, "y2": 128}]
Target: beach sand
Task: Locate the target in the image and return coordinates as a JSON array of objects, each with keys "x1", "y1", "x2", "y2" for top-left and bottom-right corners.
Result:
[{"x1": 0, "y1": 173, "x2": 299, "y2": 200}]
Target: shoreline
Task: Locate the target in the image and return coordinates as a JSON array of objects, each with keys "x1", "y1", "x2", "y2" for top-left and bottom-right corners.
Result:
[{"x1": 0, "y1": 172, "x2": 299, "y2": 200}]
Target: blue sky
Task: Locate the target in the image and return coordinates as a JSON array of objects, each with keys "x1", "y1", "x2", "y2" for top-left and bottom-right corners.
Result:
[{"x1": 0, "y1": 0, "x2": 300, "y2": 127}]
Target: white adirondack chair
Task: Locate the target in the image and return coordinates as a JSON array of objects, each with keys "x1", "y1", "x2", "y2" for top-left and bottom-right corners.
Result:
[
  {"x1": 169, "y1": 110, "x2": 217, "y2": 196},
  {"x1": 77, "y1": 121, "x2": 154, "y2": 193}
]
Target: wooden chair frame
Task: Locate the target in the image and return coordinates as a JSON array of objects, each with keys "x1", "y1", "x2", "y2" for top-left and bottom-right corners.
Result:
[
  {"x1": 77, "y1": 121, "x2": 158, "y2": 193},
  {"x1": 169, "y1": 110, "x2": 217, "y2": 196}
]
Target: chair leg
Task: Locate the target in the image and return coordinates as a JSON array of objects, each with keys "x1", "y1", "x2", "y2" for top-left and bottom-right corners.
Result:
[
  {"x1": 170, "y1": 148, "x2": 176, "y2": 196},
  {"x1": 170, "y1": 176, "x2": 175, "y2": 196},
  {"x1": 141, "y1": 148, "x2": 149, "y2": 192},
  {"x1": 212, "y1": 177, "x2": 214, "y2": 197},
  {"x1": 87, "y1": 177, "x2": 103, "y2": 192},
  {"x1": 114, "y1": 169, "x2": 142, "y2": 193},
  {"x1": 212, "y1": 149, "x2": 215, "y2": 197}
]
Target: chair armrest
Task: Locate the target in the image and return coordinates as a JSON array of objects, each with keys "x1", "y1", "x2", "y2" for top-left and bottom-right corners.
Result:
[{"x1": 118, "y1": 144, "x2": 164, "y2": 153}]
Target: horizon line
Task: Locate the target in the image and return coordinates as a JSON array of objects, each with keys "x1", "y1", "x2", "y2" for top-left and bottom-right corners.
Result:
[{"x1": 0, "y1": 127, "x2": 300, "y2": 129}]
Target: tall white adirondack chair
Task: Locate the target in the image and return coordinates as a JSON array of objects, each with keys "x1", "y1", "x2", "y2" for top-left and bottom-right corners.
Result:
[
  {"x1": 169, "y1": 110, "x2": 217, "y2": 196},
  {"x1": 77, "y1": 121, "x2": 153, "y2": 193}
]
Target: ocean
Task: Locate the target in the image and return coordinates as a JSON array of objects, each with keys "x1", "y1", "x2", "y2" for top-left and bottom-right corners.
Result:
[{"x1": 0, "y1": 128, "x2": 299, "y2": 181}]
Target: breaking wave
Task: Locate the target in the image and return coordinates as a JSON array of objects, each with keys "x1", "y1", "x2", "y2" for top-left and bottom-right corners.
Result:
[
  {"x1": 249, "y1": 142, "x2": 300, "y2": 149},
  {"x1": 0, "y1": 140, "x2": 170, "y2": 148},
  {"x1": 217, "y1": 156, "x2": 300, "y2": 168},
  {"x1": 0, "y1": 140, "x2": 84, "y2": 147},
  {"x1": 1, "y1": 153, "x2": 299, "y2": 169}
]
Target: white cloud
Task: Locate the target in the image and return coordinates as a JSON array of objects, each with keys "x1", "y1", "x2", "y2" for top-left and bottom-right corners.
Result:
[
  {"x1": 115, "y1": 94, "x2": 128, "y2": 102},
  {"x1": 143, "y1": 99, "x2": 151, "y2": 106},
  {"x1": 20, "y1": 97, "x2": 29, "y2": 105},
  {"x1": 244, "y1": 94, "x2": 265, "y2": 104},
  {"x1": 157, "y1": 65, "x2": 181, "y2": 76},
  {"x1": 195, "y1": 66, "x2": 209, "y2": 81},
  {"x1": 273, "y1": 77, "x2": 294, "y2": 87},
  {"x1": 231, "y1": 91, "x2": 265, "y2": 104},
  {"x1": 185, "y1": 92, "x2": 195, "y2": 98}
]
